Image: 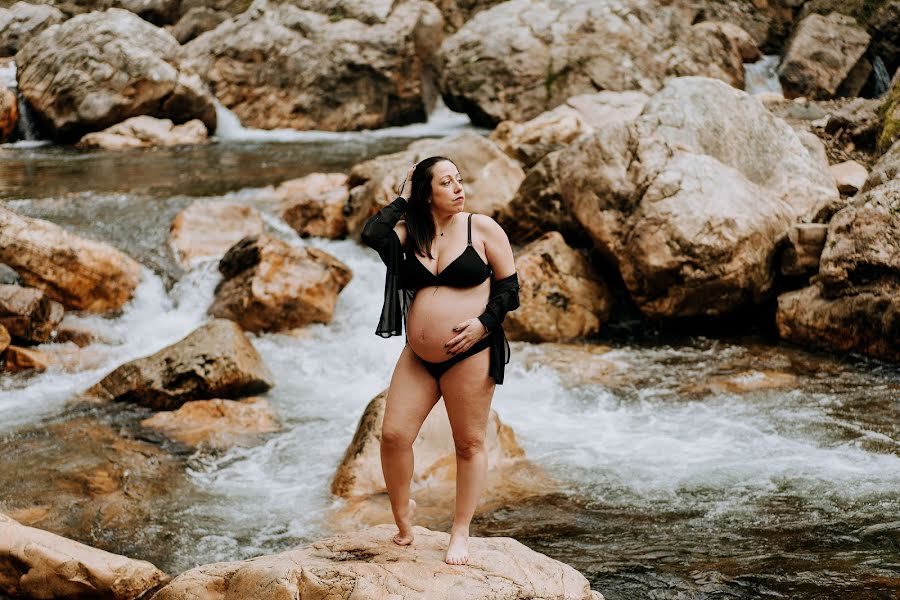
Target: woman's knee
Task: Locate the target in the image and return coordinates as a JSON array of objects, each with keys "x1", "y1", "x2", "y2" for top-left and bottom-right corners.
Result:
[
  {"x1": 453, "y1": 436, "x2": 485, "y2": 460},
  {"x1": 381, "y1": 427, "x2": 415, "y2": 451}
]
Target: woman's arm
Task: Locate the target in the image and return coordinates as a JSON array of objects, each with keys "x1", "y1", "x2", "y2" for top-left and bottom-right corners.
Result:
[{"x1": 476, "y1": 215, "x2": 519, "y2": 333}]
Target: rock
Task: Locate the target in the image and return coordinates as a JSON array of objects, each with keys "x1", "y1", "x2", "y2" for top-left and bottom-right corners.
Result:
[
  {"x1": 345, "y1": 131, "x2": 524, "y2": 236},
  {"x1": 168, "y1": 6, "x2": 228, "y2": 44},
  {"x1": 777, "y1": 13, "x2": 871, "y2": 100},
  {"x1": 518, "y1": 342, "x2": 630, "y2": 388},
  {"x1": 431, "y1": 0, "x2": 506, "y2": 33},
  {"x1": 0, "y1": 1, "x2": 65, "y2": 57},
  {"x1": 0, "y1": 512, "x2": 169, "y2": 600},
  {"x1": 687, "y1": 0, "x2": 797, "y2": 50},
  {"x1": 209, "y1": 235, "x2": 352, "y2": 332},
  {"x1": 3, "y1": 344, "x2": 51, "y2": 372},
  {"x1": 779, "y1": 222, "x2": 828, "y2": 279},
  {"x1": 40, "y1": 342, "x2": 111, "y2": 374},
  {"x1": 683, "y1": 369, "x2": 798, "y2": 395},
  {"x1": 16, "y1": 8, "x2": 216, "y2": 141},
  {"x1": 437, "y1": 0, "x2": 755, "y2": 126},
  {"x1": 862, "y1": 138, "x2": 900, "y2": 193},
  {"x1": 277, "y1": 172, "x2": 349, "y2": 239},
  {"x1": 800, "y1": 0, "x2": 900, "y2": 73},
  {"x1": 77, "y1": 116, "x2": 209, "y2": 149},
  {"x1": 182, "y1": 0, "x2": 442, "y2": 131},
  {"x1": 0, "y1": 205, "x2": 142, "y2": 313},
  {"x1": 0, "y1": 323, "x2": 9, "y2": 352},
  {"x1": 54, "y1": 323, "x2": 96, "y2": 347},
  {"x1": 0, "y1": 283, "x2": 64, "y2": 343},
  {"x1": 169, "y1": 200, "x2": 265, "y2": 267},
  {"x1": 0, "y1": 86, "x2": 17, "y2": 142},
  {"x1": 660, "y1": 21, "x2": 760, "y2": 89},
  {"x1": 140, "y1": 397, "x2": 279, "y2": 450},
  {"x1": 505, "y1": 232, "x2": 613, "y2": 342},
  {"x1": 879, "y1": 69, "x2": 900, "y2": 153},
  {"x1": 331, "y1": 390, "x2": 532, "y2": 499},
  {"x1": 828, "y1": 160, "x2": 867, "y2": 195},
  {"x1": 0, "y1": 263, "x2": 22, "y2": 285},
  {"x1": 559, "y1": 77, "x2": 838, "y2": 319},
  {"x1": 795, "y1": 129, "x2": 830, "y2": 173},
  {"x1": 81, "y1": 318, "x2": 274, "y2": 409},
  {"x1": 150, "y1": 525, "x2": 602, "y2": 600},
  {"x1": 777, "y1": 180, "x2": 900, "y2": 363}
]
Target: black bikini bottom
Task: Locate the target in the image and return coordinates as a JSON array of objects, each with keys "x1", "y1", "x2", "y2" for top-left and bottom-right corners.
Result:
[{"x1": 414, "y1": 334, "x2": 494, "y2": 381}]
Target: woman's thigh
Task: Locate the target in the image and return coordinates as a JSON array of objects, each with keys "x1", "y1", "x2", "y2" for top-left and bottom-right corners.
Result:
[
  {"x1": 439, "y1": 349, "x2": 495, "y2": 446},
  {"x1": 383, "y1": 345, "x2": 442, "y2": 443}
]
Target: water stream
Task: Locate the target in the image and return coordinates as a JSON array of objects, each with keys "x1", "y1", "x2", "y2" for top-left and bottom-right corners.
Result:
[{"x1": 1, "y1": 108, "x2": 898, "y2": 599}]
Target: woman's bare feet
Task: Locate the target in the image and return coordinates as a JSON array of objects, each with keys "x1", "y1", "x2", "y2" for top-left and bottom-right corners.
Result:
[
  {"x1": 391, "y1": 498, "x2": 416, "y2": 545},
  {"x1": 445, "y1": 529, "x2": 469, "y2": 565}
]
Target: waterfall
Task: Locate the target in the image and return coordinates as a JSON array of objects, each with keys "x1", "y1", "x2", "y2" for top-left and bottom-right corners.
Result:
[
  {"x1": 744, "y1": 55, "x2": 783, "y2": 96},
  {"x1": 1, "y1": 60, "x2": 48, "y2": 144},
  {"x1": 872, "y1": 56, "x2": 892, "y2": 98}
]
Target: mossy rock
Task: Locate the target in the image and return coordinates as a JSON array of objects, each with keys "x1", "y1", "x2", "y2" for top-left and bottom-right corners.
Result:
[{"x1": 878, "y1": 74, "x2": 900, "y2": 152}]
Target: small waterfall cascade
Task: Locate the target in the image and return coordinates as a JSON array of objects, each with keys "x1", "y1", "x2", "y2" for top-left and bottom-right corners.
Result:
[
  {"x1": 744, "y1": 55, "x2": 783, "y2": 96},
  {"x1": 1, "y1": 60, "x2": 46, "y2": 144}
]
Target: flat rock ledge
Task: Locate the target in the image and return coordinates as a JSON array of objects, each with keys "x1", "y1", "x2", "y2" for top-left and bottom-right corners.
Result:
[{"x1": 150, "y1": 525, "x2": 603, "y2": 600}]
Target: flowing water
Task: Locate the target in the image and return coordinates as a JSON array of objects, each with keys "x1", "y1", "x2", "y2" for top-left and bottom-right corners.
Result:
[{"x1": 1, "y1": 106, "x2": 898, "y2": 600}]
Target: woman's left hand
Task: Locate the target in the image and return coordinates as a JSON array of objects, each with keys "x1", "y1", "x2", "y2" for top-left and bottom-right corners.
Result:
[{"x1": 445, "y1": 318, "x2": 487, "y2": 356}]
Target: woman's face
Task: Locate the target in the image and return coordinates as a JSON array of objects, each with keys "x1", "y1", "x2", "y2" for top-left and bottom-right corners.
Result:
[{"x1": 428, "y1": 160, "x2": 465, "y2": 214}]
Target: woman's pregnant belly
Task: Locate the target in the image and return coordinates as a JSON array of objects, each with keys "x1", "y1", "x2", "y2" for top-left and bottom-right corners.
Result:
[{"x1": 407, "y1": 282, "x2": 490, "y2": 363}]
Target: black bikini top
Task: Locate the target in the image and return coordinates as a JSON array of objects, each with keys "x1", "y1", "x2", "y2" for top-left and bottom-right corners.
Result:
[{"x1": 403, "y1": 213, "x2": 492, "y2": 290}]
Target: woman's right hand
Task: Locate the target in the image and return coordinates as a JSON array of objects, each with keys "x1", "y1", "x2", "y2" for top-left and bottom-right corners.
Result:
[{"x1": 398, "y1": 164, "x2": 415, "y2": 200}]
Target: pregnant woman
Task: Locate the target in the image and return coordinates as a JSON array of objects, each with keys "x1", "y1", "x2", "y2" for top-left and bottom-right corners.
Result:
[{"x1": 361, "y1": 156, "x2": 520, "y2": 565}]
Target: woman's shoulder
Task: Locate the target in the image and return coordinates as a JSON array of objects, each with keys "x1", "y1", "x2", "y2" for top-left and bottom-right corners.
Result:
[{"x1": 469, "y1": 213, "x2": 507, "y2": 239}]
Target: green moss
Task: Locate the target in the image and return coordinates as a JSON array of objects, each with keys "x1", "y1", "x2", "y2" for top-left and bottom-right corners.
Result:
[
  {"x1": 329, "y1": 10, "x2": 344, "y2": 22},
  {"x1": 878, "y1": 78, "x2": 900, "y2": 152}
]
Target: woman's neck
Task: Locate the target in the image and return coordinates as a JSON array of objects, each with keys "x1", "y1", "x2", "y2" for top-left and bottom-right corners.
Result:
[{"x1": 432, "y1": 210, "x2": 457, "y2": 231}]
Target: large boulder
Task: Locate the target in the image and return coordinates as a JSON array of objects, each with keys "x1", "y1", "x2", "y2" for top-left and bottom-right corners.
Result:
[
  {"x1": 182, "y1": 0, "x2": 442, "y2": 131},
  {"x1": 436, "y1": 0, "x2": 757, "y2": 126},
  {"x1": 0, "y1": 512, "x2": 169, "y2": 600},
  {"x1": 209, "y1": 235, "x2": 352, "y2": 332},
  {"x1": 81, "y1": 318, "x2": 275, "y2": 409},
  {"x1": 0, "y1": 1, "x2": 65, "y2": 57},
  {"x1": 0, "y1": 283, "x2": 64, "y2": 343},
  {"x1": 150, "y1": 525, "x2": 604, "y2": 600},
  {"x1": 77, "y1": 115, "x2": 209, "y2": 149},
  {"x1": 506, "y1": 232, "x2": 613, "y2": 342},
  {"x1": 559, "y1": 77, "x2": 839, "y2": 319},
  {"x1": 777, "y1": 12, "x2": 871, "y2": 100},
  {"x1": 776, "y1": 179, "x2": 900, "y2": 363},
  {"x1": 345, "y1": 131, "x2": 524, "y2": 236},
  {"x1": 658, "y1": 20, "x2": 760, "y2": 90},
  {"x1": 0, "y1": 206, "x2": 142, "y2": 313},
  {"x1": 16, "y1": 8, "x2": 216, "y2": 141},
  {"x1": 863, "y1": 138, "x2": 900, "y2": 193},
  {"x1": 169, "y1": 200, "x2": 265, "y2": 267},
  {"x1": 140, "y1": 397, "x2": 280, "y2": 450},
  {"x1": 277, "y1": 172, "x2": 349, "y2": 239}
]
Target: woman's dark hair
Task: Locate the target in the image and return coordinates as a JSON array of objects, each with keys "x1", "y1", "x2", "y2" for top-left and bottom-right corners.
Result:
[{"x1": 405, "y1": 156, "x2": 456, "y2": 260}]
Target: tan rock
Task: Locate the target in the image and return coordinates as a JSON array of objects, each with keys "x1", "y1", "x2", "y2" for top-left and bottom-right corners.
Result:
[
  {"x1": 828, "y1": 160, "x2": 867, "y2": 195},
  {"x1": 0, "y1": 1, "x2": 65, "y2": 57},
  {"x1": 81, "y1": 318, "x2": 275, "y2": 410},
  {"x1": 3, "y1": 344, "x2": 50, "y2": 372},
  {"x1": 169, "y1": 200, "x2": 265, "y2": 267},
  {"x1": 0, "y1": 512, "x2": 169, "y2": 600},
  {"x1": 77, "y1": 116, "x2": 209, "y2": 150},
  {"x1": 777, "y1": 12, "x2": 871, "y2": 99},
  {"x1": 168, "y1": 6, "x2": 228, "y2": 43},
  {"x1": 151, "y1": 525, "x2": 602, "y2": 600},
  {"x1": 16, "y1": 8, "x2": 216, "y2": 141},
  {"x1": 779, "y1": 222, "x2": 828, "y2": 279},
  {"x1": 0, "y1": 283, "x2": 64, "y2": 343},
  {"x1": 0, "y1": 205, "x2": 142, "y2": 313},
  {"x1": 519, "y1": 342, "x2": 630, "y2": 389},
  {"x1": 862, "y1": 139, "x2": 900, "y2": 193},
  {"x1": 0, "y1": 86, "x2": 17, "y2": 142},
  {"x1": 0, "y1": 323, "x2": 9, "y2": 352},
  {"x1": 683, "y1": 369, "x2": 798, "y2": 395},
  {"x1": 506, "y1": 232, "x2": 613, "y2": 343},
  {"x1": 565, "y1": 90, "x2": 650, "y2": 129},
  {"x1": 345, "y1": 131, "x2": 524, "y2": 236},
  {"x1": 54, "y1": 323, "x2": 97, "y2": 347},
  {"x1": 277, "y1": 172, "x2": 349, "y2": 239},
  {"x1": 40, "y1": 342, "x2": 111, "y2": 373},
  {"x1": 209, "y1": 235, "x2": 352, "y2": 332},
  {"x1": 140, "y1": 397, "x2": 280, "y2": 450},
  {"x1": 660, "y1": 21, "x2": 760, "y2": 89}
]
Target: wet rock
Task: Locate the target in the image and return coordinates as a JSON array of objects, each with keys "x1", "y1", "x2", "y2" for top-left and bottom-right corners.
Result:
[
  {"x1": 828, "y1": 160, "x2": 867, "y2": 195},
  {"x1": 0, "y1": 1, "x2": 65, "y2": 57},
  {"x1": 862, "y1": 138, "x2": 900, "y2": 193},
  {"x1": 77, "y1": 116, "x2": 209, "y2": 150},
  {"x1": 559, "y1": 77, "x2": 838, "y2": 319},
  {"x1": 54, "y1": 323, "x2": 97, "y2": 347},
  {"x1": 345, "y1": 131, "x2": 524, "y2": 235},
  {"x1": 40, "y1": 342, "x2": 111, "y2": 374},
  {"x1": 879, "y1": 69, "x2": 900, "y2": 153},
  {"x1": 683, "y1": 369, "x2": 798, "y2": 395},
  {"x1": 16, "y1": 8, "x2": 216, "y2": 141},
  {"x1": 0, "y1": 323, "x2": 9, "y2": 352},
  {"x1": 779, "y1": 223, "x2": 828, "y2": 279},
  {"x1": 777, "y1": 13, "x2": 870, "y2": 100},
  {"x1": 182, "y1": 0, "x2": 441, "y2": 131},
  {"x1": 81, "y1": 318, "x2": 274, "y2": 410},
  {"x1": 277, "y1": 172, "x2": 349, "y2": 239},
  {"x1": 169, "y1": 200, "x2": 265, "y2": 267},
  {"x1": 140, "y1": 397, "x2": 280, "y2": 450},
  {"x1": 0, "y1": 283, "x2": 64, "y2": 343},
  {"x1": 0, "y1": 263, "x2": 22, "y2": 285},
  {"x1": 0, "y1": 205, "x2": 142, "y2": 313},
  {"x1": 2, "y1": 344, "x2": 51, "y2": 372},
  {"x1": 167, "y1": 6, "x2": 228, "y2": 44},
  {"x1": 209, "y1": 235, "x2": 352, "y2": 332},
  {"x1": 150, "y1": 525, "x2": 603, "y2": 600},
  {"x1": 0, "y1": 512, "x2": 169, "y2": 600},
  {"x1": 436, "y1": 0, "x2": 755, "y2": 126},
  {"x1": 519, "y1": 342, "x2": 630, "y2": 389},
  {"x1": 329, "y1": 390, "x2": 554, "y2": 530},
  {"x1": 506, "y1": 232, "x2": 613, "y2": 343},
  {"x1": 0, "y1": 86, "x2": 17, "y2": 142}
]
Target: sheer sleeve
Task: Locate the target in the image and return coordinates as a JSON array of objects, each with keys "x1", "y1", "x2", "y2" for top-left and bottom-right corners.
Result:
[
  {"x1": 361, "y1": 197, "x2": 408, "y2": 338},
  {"x1": 479, "y1": 273, "x2": 520, "y2": 385}
]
